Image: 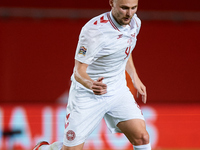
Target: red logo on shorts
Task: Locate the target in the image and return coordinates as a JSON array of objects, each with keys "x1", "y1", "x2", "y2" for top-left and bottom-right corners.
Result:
[{"x1": 66, "y1": 130, "x2": 76, "y2": 141}]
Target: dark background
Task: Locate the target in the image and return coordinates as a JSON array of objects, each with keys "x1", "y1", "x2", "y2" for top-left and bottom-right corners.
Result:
[{"x1": 0, "y1": 0, "x2": 199, "y2": 103}]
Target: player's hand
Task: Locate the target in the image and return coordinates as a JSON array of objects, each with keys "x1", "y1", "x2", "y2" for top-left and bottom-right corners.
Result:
[
  {"x1": 91, "y1": 77, "x2": 107, "y2": 95},
  {"x1": 133, "y1": 76, "x2": 147, "y2": 104}
]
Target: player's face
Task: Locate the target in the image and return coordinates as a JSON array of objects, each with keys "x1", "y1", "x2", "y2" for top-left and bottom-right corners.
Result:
[{"x1": 110, "y1": 0, "x2": 138, "y2": 26}]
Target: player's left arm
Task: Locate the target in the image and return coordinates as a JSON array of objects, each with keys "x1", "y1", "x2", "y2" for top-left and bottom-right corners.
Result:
[{"x1": 125, "y1": 54, "x2": 147, "y2": 103}]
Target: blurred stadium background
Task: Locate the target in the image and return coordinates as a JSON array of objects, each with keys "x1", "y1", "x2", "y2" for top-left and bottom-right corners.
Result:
[{"x1": 0, "y1": 0, "x2": 200, "y2": 150}]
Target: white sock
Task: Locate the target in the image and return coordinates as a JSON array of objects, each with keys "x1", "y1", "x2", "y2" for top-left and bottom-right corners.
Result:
[
  {"x1": 39, "y1": 141, "x2": 63, "y2": 150},
  {"x1": 133, "y1": 143, "x2": 151, "y2": 150}
]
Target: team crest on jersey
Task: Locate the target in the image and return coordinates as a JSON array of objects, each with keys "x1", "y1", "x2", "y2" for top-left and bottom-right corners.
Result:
[
  {"x1": 117, "y1": 34, "x2": 123, "y2": 39},
  {"x1": 66, "y1": 130, "x2": 76, "y2": 141},
  {"x1": 78, "y1": 46, "x2": 87, "y2": 56}
]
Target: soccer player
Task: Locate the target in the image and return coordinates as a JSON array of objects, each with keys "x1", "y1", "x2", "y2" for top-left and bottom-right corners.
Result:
[{"x1": 34, "y1": 0, "x2": 151, "y2": 150}]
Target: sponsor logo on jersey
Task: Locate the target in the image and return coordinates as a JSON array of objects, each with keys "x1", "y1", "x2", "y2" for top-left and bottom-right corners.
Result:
[
  {"x1": 78, "y1": 46, "x2": 87, "y2": 56},
  {"x1": 131, "y1": 33, "x2": 136, "y2": 38},
  {"x1": 117, "y1": 34, "x2": 123, "y2": 39},
  {"x1": 66, "y1": 130, "x2": 76, "y2": 141},
  {"x1": 127, "y1": 38, "x2": 132, "y2": 45}
]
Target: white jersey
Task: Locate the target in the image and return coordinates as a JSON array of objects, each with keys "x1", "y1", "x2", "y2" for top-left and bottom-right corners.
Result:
[
  {"x1": 72, "y1": 11, "x2": 141, "y2": 94},
  {"x1": 64, "y1": 12, "x2": 144, "y2": 147}
]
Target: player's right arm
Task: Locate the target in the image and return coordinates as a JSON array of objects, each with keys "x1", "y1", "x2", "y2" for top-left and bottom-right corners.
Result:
[
  {"x1": 74, "y1": 60, "x2": 107, "y2": 95},
  {"x1": 74, "y1": 15, "x2": 107, "y2": 95}
]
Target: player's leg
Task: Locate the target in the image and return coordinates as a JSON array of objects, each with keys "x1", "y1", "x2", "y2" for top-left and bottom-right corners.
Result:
[
  {"x1": 33, "y1": 141, "x2": 63, "y2": 150},
  {"x1": 104, "y1": 85, "x2": 151, "y2": 150},
  {"x1": 62, "y1": 82, "x2": 107, "y2": 150},
  {"x1": 61, "y1": 143, "x2": 84, "y2": 150},
  {"x1": 34, "y1": 82, "x2": 105, "y2": 150},
  {"x1": 117, "y1": 119, "x2": 151, "y2": 150},
  {"x1": 33, "y1": 141, "x2": 84, "y2": 150}
]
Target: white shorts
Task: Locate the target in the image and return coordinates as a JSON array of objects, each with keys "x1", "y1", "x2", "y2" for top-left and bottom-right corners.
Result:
[{"x1": 63, "y1": 81, "x2": 144, "y2": 147}]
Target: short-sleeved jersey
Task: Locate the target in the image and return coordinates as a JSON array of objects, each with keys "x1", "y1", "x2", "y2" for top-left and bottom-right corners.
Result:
[{"x1": 72, "y1": 11, "x2": 141, "y2": 94}]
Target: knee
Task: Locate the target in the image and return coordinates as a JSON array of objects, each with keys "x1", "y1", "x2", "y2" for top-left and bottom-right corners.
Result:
[
  {"x1": 131, "y1": 132, "x2": 150, "y2": 145},
  {"x1": 142, "y1": 132, "x2": 150, "y2": 144}
]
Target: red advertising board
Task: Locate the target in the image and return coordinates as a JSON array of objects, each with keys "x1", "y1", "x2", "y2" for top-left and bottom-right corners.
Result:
[
  {"x1": 0, "y1": 103, "x2": 199, "y2": 150},
  {"x1": 0, "y1": 20, "x2": 199, "y2": 104},
  {"x1": 0, "y1": 0, "x2": 199, "y2": 11}
]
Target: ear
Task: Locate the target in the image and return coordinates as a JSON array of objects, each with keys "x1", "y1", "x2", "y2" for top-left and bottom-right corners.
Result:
[{"x1": 109, "y1": 0, "x2": 114, "y2": 7}]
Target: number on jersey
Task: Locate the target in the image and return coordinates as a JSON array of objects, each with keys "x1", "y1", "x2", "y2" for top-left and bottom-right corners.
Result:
[{"x1": 124, "y1": 46, "x2": 131, "y2": 60}]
